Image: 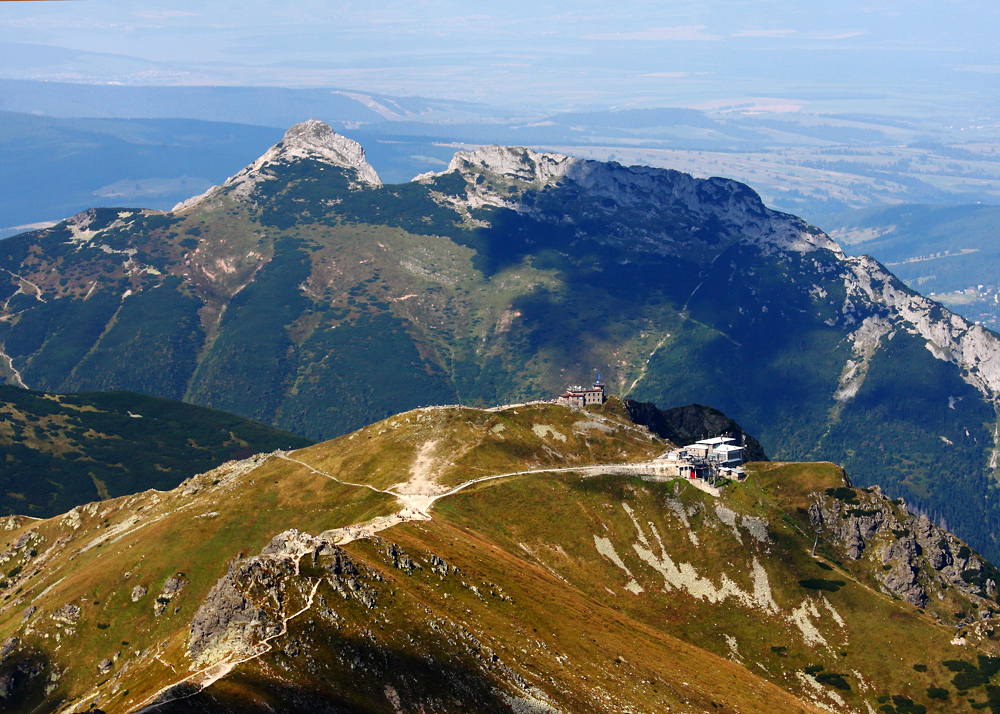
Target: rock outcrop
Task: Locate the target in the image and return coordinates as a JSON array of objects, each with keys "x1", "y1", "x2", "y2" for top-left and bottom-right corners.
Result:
[
  {"x1": 0, "y1": 637, "x2": 17, "y2": 664},
  {"x1": 174, "y1": 120, "x2": 382, "y2": 211},
  {"x1": 0, "y1": 654, "x2": 43, "y2": 701},
  {"x1": 50, "y1": 604, "x2": 80, "y2": 626},
  {"x1": 154, "y1": 574, "x2": 188, "y2": 616},
  {"x1": 188, "y1": 529, "x2": 366, "y2": 667},
  {"x1": 623, "y1": 400, "x2": 768, "y2": 461},
  {"x1": 808, "y1": 484, "x2": 998, "y2": 610},
  {"x1": 188, "y1": 542, "x2": 297, "y2": 666}
]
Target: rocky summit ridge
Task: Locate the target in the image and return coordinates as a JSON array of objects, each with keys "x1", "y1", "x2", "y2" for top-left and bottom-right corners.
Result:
[
  {"x1": 420, "y1": 141, "x2": 843, "y2": 258},
  {"x1": 174, "y1": 120, "x2": 381, "y2": 211}
]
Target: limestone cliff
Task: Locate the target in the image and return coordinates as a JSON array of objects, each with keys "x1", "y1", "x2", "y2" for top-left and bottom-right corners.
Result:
[{"x1": 809, "y1": 483, "x2": 1000, "y2": 612}]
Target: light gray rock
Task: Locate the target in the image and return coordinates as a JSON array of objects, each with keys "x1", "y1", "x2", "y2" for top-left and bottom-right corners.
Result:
[
  {"x1": 153, "y1": 574, "x2": 188, "y2": 615},
  {"x1": 0, "y1": 636, "x2": 17, "y2": 663},
  {"x1": 188, "y1": 530, "x2": 341, "y2": 664},
  {"x1": 812, "y1": 484, "x2": 995, "y2": 610},
  {"x1": 51, "y1": 604, "x2": 80, "y2": 625},
  {"x1": 174, "y1": 120, "x2": 381, "y2": 211},
  {"x1": 162, "y1": 575, "x2": 186, "y2": 595}
]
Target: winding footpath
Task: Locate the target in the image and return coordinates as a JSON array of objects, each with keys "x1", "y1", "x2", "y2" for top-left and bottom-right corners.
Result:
[
  {"x1": 276, "y1": 453, "x2": 717, "y2": 545},
  {"x1": 125, "y1": 450, "x2": 715, "y2": 712}
]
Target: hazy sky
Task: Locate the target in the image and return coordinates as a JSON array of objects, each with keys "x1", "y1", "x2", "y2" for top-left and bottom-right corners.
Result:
[{"x1": 2, "y1": 1, "x2": 999, "y2": 110}]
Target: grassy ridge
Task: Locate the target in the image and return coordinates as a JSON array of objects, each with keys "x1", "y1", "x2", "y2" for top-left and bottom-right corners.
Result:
[
  {"x1": 299, "y1": 398, "x2": 663, "y2": 492},
  {"x1": 0, "y1": 403, "x2": 997, "y2": 712}
]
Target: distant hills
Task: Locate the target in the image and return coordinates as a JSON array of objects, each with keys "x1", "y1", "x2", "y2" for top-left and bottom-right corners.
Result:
[
  {"x1": 0, "y1": 386, "x2": 311, "y2": 517},
  {"x1": 0, "y1": 111, "x2": 284, "y2": 237},
  {"x1": 0, "y1": 78, "x2": 423, "y2": 127},
  {"x1": 6, "y1": 79, "x2": 1000, "y2": 237},
  {"x1": 3, "y1": 120, "x2": 1000, "y2": 564}
]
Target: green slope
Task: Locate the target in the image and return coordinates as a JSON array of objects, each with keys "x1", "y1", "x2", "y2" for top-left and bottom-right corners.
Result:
[{"x1": 0, "y1": 386, "x2": 312, "y2": 517}]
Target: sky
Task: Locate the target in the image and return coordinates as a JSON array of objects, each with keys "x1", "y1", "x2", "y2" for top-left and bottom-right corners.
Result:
[{"x1": 1, "y1": 1, "x2": 999, "y2": 111}]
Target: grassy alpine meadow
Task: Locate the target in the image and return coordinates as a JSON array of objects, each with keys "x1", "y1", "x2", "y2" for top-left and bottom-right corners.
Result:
[{"x1": 0, "y1": 402, "x2": 998, "y2": 712}]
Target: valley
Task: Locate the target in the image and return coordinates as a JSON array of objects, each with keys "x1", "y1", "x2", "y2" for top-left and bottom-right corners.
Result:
[
  {"x1": 0, "y1": 386, "x2": 311, "y2": 519},
  {"x1": 826, "y1": 204, "x2": 1000, "y2": 329}
]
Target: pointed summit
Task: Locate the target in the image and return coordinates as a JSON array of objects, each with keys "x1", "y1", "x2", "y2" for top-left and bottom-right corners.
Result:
[
  {"x1": 269, "y1": 120, "x2": 382, "y2": 187},
  {"x1": 174, "y1": 120, "x2": 381, "y2": 211}
]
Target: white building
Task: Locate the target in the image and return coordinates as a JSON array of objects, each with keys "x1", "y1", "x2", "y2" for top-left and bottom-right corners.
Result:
[
  {"x1": 668, "y1": 438, "x2": 745, "y2": 464},
  {"x1": 681, "y1": 443, "x2": 711, "y2": 460},
  {"x1": 694, "y1": 437, "x2": 745, "y2": 467}
]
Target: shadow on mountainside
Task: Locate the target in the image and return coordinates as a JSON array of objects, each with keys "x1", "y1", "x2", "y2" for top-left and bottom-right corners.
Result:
[{"x1": 145, "y1": 638, "x2": 545, "y2": 714}]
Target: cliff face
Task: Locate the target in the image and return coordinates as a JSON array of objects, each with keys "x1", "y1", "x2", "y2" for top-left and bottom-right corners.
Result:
[{"x1": 808, "y1": 483, "x2": 1000, "y2": 614}]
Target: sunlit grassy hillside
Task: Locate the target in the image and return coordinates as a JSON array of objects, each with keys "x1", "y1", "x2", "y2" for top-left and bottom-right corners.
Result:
[{"x1": 0, "y1": 401, "x2": 997, "y2": 713}]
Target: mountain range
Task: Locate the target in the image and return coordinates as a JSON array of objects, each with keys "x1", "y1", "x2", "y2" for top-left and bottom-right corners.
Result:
[{"x1": 3, "y1": 119, "x2": 1000, "y2": 564}]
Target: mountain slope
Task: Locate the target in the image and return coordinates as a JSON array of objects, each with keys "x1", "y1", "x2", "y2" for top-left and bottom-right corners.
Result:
[
  {"x1": 3, "y1": 120, "x2": 1000, "y2": 563},
  {"x1": 623, "y1": 399, "x2": 769, "y2": 462},
  {"x1": 0, "y1": 401, "x2": 997, "y2": 714},
  {"x1": 0, "y1": 386, "x2": 312, "y2": 517}
]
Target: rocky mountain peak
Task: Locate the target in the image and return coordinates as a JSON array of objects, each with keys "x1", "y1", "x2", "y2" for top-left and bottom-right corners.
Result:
[
  {"x1": 270, "y1": 120, "x2": 382, "y2": 186},
  {"x1": 444, "y1": 145, "x2": 576, "y2": 187},
  {"x1": 174, "y1": 120, "x2": 381, "y2": 211}
]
